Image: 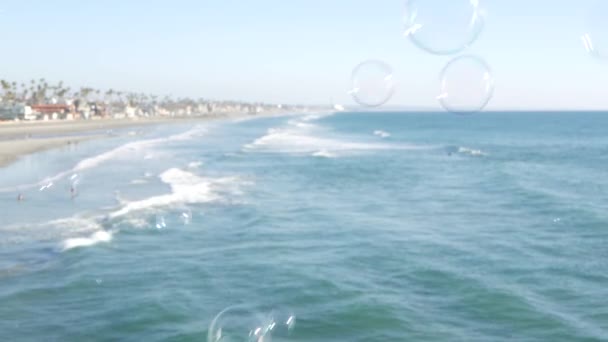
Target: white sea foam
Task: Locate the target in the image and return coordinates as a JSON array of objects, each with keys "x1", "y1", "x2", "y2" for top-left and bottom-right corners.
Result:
[
  {"x1": 458, "y1": 147, "x2": 487, "y2": 156},
  {"x1": 373, "y1": 130, "x2": 391, "y2": 138},
  {"x1": 244, "y1": 122, "x2": 425, "y2": 156},
  {"x1": 62, "y1": 230, "x2": 113, "y2": 251},
  {"x1": 108, "y1": 168, "x2": 245, "y2": 219},
  {"x1": 1, "y1": 216, "x2": 104, "y2": 247},
  {"x1": 187, "y1": 161, "x2": 204, "y2": 169},
  {"x1": 312, "y1": 150, "x2": 336, "y2": 158},
  {"x1": 0, "y1": 126, "x2": 207, "y2": 193}
]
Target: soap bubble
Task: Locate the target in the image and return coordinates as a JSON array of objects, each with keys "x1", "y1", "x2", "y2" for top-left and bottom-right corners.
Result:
[
  {"x1": 180, "y1": 209, "x2": 192, "y2": 225},
  {"x1": 267, "y1": 307, "x2": 296, "y2": 338},
  {"x1": 404, "y1": 0, "x2": 485, "y2": 55},
  {"x1": 581, "y1": 1, "x2": 608, "y2": 59},
  {"x1": 349, "y1": 60, "x2": 395, "y2": 107},
  {"x1": 208, "y1": 306, "x2": 272, "y2": 342},
  {"x1": 155, "y1": 215, "x2": 167, "y2": 229},
  {"x1": 39, "y1": 181, "x2": 54, "y2": 192},
  {"x1": 437, "y1": 55, "x2": 494, "y2": 114}
]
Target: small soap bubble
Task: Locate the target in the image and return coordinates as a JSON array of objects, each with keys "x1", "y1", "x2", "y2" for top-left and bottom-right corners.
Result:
[
  {"x1": 155, "y1": 215, "x2": 167, "y2": 229},
  {"x1": 268, "y1": 307, "x2": 296, "y2": 338},
  {"x1": 349, "y1": 60, "x2": 395, "y2": 107},
  {"x1": 180, "y1": 209, "x2": 192, "y2": 225},
  {"x1": 404, "y1": 0, "x2": 485, "y2": 55},
  {"x1": 437, "y1": 55, "x2": 494, "y2": 114},
  {"x1": 581, "y1": 1, "x2": 608, "y2": 60},
  {"x1": 208, "y1": 306, "x2": 272, "y2": 342},
  {"x1": 39, "y1": 181, "x2": 54, "y2": 191}
]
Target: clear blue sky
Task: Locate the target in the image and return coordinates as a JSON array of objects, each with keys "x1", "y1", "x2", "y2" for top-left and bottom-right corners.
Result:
[{"x1": 0, "y1": 0, "x2": 606, "y2": 110}]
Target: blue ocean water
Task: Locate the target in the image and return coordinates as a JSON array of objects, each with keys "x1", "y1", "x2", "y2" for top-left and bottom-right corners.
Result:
[{"x1": 1, "y1": 111, "x2": 607, "y2": 341}]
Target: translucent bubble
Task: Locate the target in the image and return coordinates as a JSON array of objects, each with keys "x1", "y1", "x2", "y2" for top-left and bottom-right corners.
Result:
[
  {"x1": 437, "y1": 55, "x2": 494, "y2": 114},
  {"x1": 39, "y1": 181, "x2": 54, "y2": 192},
  {"x1": 267, "y1": 308, "x2": 296, "y2": 338},
  {"x1": 155, "y1": 215, "x2": 167, "y2": 229},
  {"x1": 404, "y1": 0, "x2": 485, "y2": 55},
  {"x1": 208, "y1": 306, "x2": 273, "y2": 342},
  {"x1": 581, "y1": 1, "x2": 608, "y2": 60},
  {"x1": 180, "y1": 209, "x2": 192, "y2": 225},
  {"x1": 349, "y1": 60, "x2": 395, "y2": 107}
]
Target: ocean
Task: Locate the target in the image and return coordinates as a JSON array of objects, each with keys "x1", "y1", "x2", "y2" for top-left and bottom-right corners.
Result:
[{"x1": 1, "y1": 111, "x2": 607, "y2": 341}]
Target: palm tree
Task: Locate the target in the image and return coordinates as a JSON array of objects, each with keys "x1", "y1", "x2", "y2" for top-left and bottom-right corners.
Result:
[
  {"x1": 105, "y1": 89, "x2": 114, "y2": 104},
  {"x1": 57, "y1": 87, "x2": 69, "y2": 100},
  {"x1": 116, "y1": 91, "x2": 123, "y2": 104},
  {"x1": 80, "y1": 87, "x2": 93, "y2": 101}
]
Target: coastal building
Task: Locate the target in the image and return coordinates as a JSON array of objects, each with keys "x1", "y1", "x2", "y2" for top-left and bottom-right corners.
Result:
[{"x1": 0, "y1": 104, "x2": 36, "y2": 121}]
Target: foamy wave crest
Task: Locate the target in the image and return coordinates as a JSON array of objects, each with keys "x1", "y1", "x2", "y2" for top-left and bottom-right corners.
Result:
[
  {"x1": 458, "y1": 147, "x2": 487, "y2": 156},
  {"x1": 373, "y1": 130, "x2": 391, "y2": 138},
  {"x1": 0, "y1": 126, "x2": 207, "y2": 193},
  {"x1": 312, "y1": 150, "x2": 336, "y2": 158},
  {"x1": 62, "y1": 230, "x2": 112, "y2": 251},
  {"x1": 74, "y1": 125, "x2": 206, "y2": 171},
  {"x1": 108, "y1": 168, "x2": 245, "y2": 219},
  {"x1": 188, "y1": 161, "x2": 204, "y2": 169},
  {"x1": 244, "y1": 125, "x2": 425, "y2": 156}
]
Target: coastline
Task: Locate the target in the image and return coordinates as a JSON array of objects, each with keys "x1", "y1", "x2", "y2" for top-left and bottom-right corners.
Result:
[{"x1": 0, "y1": 114, "x2": 251, "y2": 168}]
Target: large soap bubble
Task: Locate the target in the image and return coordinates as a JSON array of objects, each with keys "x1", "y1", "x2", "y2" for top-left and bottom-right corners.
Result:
[
  {"x1": 349, "y1": 60, "x2": 395, "y2": 107},
  {"x1": 208, "y1": 306, "x2": 271, "y2": 342},
  {"x1": 437, "y1": 55, "x2": 494, "y2": 114},
  {"x1": 581, "y1": 0, "x2": 608, "y2": 60},
  {"x1": 404, "y1": 0, "x2": 485, "y2": 55}
]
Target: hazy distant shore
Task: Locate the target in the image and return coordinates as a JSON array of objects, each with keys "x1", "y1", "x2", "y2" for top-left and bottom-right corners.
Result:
[{"x1": 0, "y1": 114, "x2": 250, "y2": 168}]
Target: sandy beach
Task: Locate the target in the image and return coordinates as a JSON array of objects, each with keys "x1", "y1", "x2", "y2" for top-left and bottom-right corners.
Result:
[{"x1": 0, "y1": 116, "x2": 228, "y2": 168}]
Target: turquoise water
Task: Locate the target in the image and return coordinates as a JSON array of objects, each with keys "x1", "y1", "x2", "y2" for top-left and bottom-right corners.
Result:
[{"x1": 1, "y1": 112, "x2": 607, "y2": 341}]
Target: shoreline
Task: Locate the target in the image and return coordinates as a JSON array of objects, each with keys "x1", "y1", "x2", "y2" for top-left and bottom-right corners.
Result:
[{"x1": 0, "y1": 114, "x2": 256, "y2": 168}]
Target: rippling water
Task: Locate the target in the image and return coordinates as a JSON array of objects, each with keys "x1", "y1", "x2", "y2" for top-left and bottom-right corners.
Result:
[{"x1": 1, "y1": 111, "x2": 607, "y2": 341}]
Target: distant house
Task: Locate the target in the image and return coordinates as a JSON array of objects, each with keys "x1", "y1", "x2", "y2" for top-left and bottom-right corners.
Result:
[
  {"x1": 31, "y1": 104, "x2": 72, "y2": 119},
  {"x1": 0, "y1": 104, "x2": 36, "y2": 121}
]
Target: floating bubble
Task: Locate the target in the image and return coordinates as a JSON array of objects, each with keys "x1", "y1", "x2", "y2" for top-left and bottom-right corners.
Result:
[
  {"x1": 267, "y1": 307, "x2": 296, "y2": 338},
  {"x1": 155, "y1": 215, "x2": 167, "y2": 229},
  {"x1": 208, "y1": 306, "x2": 272, "y2": 342},
  {"x1": 39, "y1": 181, "x2": 54, "y2": 191},
  {"x1": 437, "y1": 55, "x2": 494, "y2": 114},
  {"x1": 180, "y1": 209, "x2": 192, "y2": 225},
  {"x1": 404, "y1": 0, "x2": 485, "y2": 55},
  {"x1": 581, "y1": 1, "x2": 608, "y2": 59},
  {"x1": 349, "y1": 60, "x2": 395, "y2": 107}
]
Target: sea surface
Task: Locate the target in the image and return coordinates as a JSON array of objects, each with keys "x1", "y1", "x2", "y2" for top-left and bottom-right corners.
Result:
[{"x1": 1, "y1": 111, "x2": 607, "y2": 341}]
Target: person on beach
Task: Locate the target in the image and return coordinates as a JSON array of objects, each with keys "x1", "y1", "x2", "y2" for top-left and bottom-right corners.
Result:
[{"x1": 70, "y1": 186, "x2": 78, "y2": 199}]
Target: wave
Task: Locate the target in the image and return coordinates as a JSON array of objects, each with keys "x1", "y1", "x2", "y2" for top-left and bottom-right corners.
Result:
[
  {"x1": 0, "y1": 216, "x2": 104, "y2": 249},
  {"x1": 373, "y1": 130, "x2": 391, "y2": 138},
  {"x1": 312, "y1": 150, "x2": 337, "y2": 158},
  {"x1": 458, "y1": 146, "x2": 487, "y2": 156},
  {"x1": 108, "y1": 168, "x2": 246, "y2": 219},
  {"x1": 0, "y1": 126, "x2": 207, "y2": 193},
  {"x1": 62, "y1": 230, "x2": 113, "y2": 251},
  {"x1": 444, "y1": 145, "x2": 488, "y2": 157},
  {"x1": 244, "y1": 118, "x2": 427, "y2": 156},
  {"x1": 187, "y1": 161, "x2": 204, "y2": 169}
]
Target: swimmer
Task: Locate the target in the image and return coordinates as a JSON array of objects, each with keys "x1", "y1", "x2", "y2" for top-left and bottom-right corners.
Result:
[{"x1": 17, "y1": 193, "x2": 24, "y2": 201}]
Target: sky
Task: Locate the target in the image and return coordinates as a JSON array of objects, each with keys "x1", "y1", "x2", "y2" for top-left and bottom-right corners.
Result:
[{"x1": 0, "y1": 0, "x2": 606, "y2": 110}]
